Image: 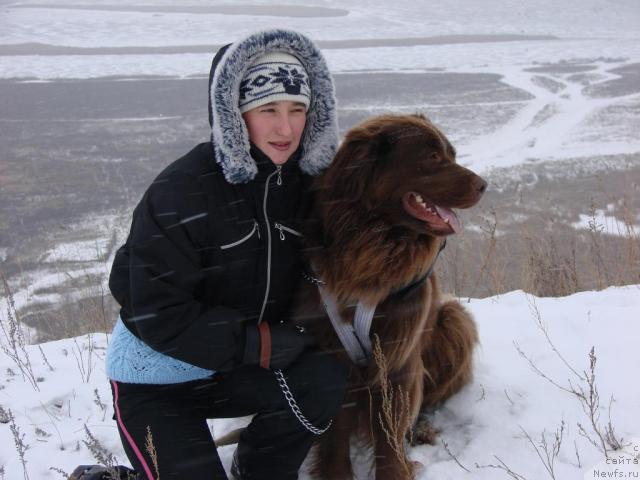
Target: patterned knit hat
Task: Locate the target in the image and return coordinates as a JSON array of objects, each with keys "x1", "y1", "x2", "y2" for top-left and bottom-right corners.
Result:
[{"x1": 238, "y1": 51, "x2": 311, "y2": 113}]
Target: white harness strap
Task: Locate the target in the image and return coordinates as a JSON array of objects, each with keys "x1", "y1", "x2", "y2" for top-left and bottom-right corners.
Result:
[
  {"x1": 353, "y1": 300, "x2": 375, "y2": 361},
  {"x1": 316, "y1": 283, "x2": 376, "y2": 366},
  {"x1": 308, "y1": 239, "x2": 446, "y2": 367}
]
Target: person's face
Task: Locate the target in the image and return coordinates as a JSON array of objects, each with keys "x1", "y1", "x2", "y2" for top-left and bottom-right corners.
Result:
[{"x1": 242, "y1": 101, "x2": 307, "y2": 165}]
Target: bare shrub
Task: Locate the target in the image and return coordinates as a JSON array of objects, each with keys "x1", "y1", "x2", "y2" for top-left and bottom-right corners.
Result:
[
  {"x1": 0, "y1": 271, "x2": 39, "y2": 391},
  {"x1": 8, "y1": 408, "x2": 30, "y2": 480},
  {"x1": 82, "y1": 424, "x2": 123, "y2": 480},
  {"x1": 145, "y1": 426, "x2": 161, "y2": 479},
  {"x1": 521, "y1": 233, "x2": 579, "y2": 297},
  {"x1": 515, "y1": 298, "x2": 624, "y2": 459},
  {"x1": 71, "y1": 334, "x2": 96, "y2": 383},
  {"x1": 520, "y1": 421, "x2": 565, "y2": 479},
  {"x1": 372, "y1": 334, "x2": 414, "y2": 478},
  {"x1": 475, "y1": 456, "x2": 528, "y2": 479}
]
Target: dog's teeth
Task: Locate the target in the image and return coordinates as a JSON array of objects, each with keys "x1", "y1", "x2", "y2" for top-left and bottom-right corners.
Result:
[
  {"x1": 444, "y1": 218, "x2": 450, "y2": 223},
  {"x1": 415, "y1": 194, "x2": 423, "y2": 202}
]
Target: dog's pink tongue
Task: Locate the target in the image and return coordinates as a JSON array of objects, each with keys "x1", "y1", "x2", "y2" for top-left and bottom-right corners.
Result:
[{"x1": 435, "y1": 206, "x2": 461, "y2": 233}]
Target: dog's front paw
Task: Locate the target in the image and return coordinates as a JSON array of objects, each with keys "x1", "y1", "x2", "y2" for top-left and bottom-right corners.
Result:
[
  {"x1": 409, "y1": 416, "x2": 440, "y2": 446},
  {"x1": 411, "y1": 460, "x2": 425, "y2": 476}
]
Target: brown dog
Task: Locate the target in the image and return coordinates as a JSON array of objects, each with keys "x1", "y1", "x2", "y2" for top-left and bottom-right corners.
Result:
[{"x1": 293, "y1": 114, "x2": 487, "y2": 479}]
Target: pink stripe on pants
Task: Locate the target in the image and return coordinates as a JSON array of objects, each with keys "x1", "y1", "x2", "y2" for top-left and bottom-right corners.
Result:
[{"x1": 111, "y1": 380, "x2": 156, "y2": 480}]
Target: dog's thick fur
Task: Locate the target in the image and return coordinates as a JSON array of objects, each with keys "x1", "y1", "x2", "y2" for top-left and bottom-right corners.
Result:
[{"x1": 293, "y1": 114, "x2": 487, "y2": 479}]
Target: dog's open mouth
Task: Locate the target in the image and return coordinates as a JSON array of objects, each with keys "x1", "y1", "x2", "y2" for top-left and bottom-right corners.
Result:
[{"x1": 402, "y1": 192, "x2": 461, "y2": 234}]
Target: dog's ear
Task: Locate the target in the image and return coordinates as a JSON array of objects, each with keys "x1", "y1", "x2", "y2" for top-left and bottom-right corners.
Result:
[{"x1": 319, "y1": 128, "x2": 390, "y2": 206}]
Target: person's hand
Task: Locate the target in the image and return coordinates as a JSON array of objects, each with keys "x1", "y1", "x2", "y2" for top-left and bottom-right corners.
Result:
[{"x1": 243, "y1": 323, "x2": 315, "y2": 370}]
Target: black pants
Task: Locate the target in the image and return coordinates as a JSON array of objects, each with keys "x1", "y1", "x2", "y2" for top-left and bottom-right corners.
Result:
[{"x1": 110, "y1": 351, "x2": 348, "y2": 479}]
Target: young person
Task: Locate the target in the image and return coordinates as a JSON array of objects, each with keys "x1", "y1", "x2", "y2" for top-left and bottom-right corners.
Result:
[{"x1": 101, "y1": 29, "x2": 347, "y2": 480}]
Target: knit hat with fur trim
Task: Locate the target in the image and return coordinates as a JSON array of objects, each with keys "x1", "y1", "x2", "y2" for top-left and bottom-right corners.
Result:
[{"x1": 239, "y1": 52, "x2": 311, "y2": 113}]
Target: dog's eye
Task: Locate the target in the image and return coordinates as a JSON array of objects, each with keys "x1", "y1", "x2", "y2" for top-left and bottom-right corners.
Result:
[
  {"x1": 415, "y1": 151, "x2": 446, "y2": 173},
  {"x1": 428, "y1": 152, "x2": 443, "y2": 163}
]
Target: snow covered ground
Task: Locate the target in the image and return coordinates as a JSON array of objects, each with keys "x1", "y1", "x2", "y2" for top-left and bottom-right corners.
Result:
[{"x1": 1, "y1": 286, "x2": 639, "y2": 479}]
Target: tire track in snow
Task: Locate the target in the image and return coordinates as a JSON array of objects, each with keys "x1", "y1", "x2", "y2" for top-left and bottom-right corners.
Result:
[{"x1": 461, "y1": 61, "x2": 640, "y2": 171}]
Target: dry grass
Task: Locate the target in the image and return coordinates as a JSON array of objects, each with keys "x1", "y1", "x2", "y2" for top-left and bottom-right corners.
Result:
[
  {"x1": 0, "y1": 271, "x2": 39, "y2": 391},
  {"x1": 145, "y1": 426, "x2": 161, "y2": 480},
  {"x1": 372, "y1": 334, "x2": 415, "y2": 478},
  {"x1": 438, "y1": 197, "x2": 640, "y2": 300}
]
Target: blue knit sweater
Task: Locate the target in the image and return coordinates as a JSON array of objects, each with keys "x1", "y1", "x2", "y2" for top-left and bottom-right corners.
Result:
[{"x1": 106, "y1": 318, "x2": 215, "y2": 384}]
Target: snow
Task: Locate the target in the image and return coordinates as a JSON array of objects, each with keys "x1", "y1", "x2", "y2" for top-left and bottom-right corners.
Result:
[
  {"x1": 572, "y1": 208, "x2": 640, "y2": 238},
  {"x1": 4, "y1": 211, "x2": 128, "y2": 317},
  {"x1": 1, "y1": 286, "x2": 639, "y2": 479},
  {"x1": 2, "y1": 39, "x2": 640, "y2": 80},
  {"x1": 1, "y1": 0, "x2": 639, "y2": 174},
  {"x1": 42, "y1": 239, "x2": 111, "y2": 264},
  {"x1": 7, "y1": 263, "x2": 111, "y2": 321}
]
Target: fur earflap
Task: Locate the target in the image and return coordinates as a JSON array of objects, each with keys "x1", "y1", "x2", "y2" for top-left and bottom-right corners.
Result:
[{"x1": 209, "y1": 29, "x2": 339, "y2": 183}]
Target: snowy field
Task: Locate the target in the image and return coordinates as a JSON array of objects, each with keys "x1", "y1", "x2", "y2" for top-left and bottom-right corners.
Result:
[
  {"x1": 1, "y1": 287, "x2": 639, "y2": 479},
  {"x1": 1, "y1": 0, "x2": 640, "y2": 171},
  {"x1": 1, "y1": 0, "x2": 640, "y2": 478}
]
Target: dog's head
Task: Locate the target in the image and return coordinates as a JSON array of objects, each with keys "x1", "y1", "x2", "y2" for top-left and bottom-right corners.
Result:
[{"x1": 317, "y1": 114, "x2": 487, "y2": 237}]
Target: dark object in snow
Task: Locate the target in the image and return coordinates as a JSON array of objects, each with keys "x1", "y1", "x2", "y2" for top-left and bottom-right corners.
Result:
[{"x1": 69, "y1": 465, "x2": 139, "y2": 480}]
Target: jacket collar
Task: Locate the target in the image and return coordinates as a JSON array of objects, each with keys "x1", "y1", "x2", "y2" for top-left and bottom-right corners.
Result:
[{"x1": 250, "y1": 143, "x2": 302, "y2": 179}]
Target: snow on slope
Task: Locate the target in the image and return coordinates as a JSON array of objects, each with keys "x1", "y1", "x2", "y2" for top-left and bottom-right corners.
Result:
[{"x1": 1, "y1": 286, "x2": 638, "y2": 479}]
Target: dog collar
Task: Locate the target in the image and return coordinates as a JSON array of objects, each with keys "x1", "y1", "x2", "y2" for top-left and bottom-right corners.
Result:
[{"x1": 391, "y1": 239, "x2": 446, "y2": 300}]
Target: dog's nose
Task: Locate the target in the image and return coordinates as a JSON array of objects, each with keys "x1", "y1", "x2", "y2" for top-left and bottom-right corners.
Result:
[{"x1": 474, "y1": 176, "x2": 488, "y2": 195}]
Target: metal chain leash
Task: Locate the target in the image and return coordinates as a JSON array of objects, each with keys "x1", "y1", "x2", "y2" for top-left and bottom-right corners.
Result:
[
  {"x1": 301, "y1": 270, "x2": 326, "y2": 286},
  {"x1": 273, "y1": 369, "x2": 332, "y2": 435}
]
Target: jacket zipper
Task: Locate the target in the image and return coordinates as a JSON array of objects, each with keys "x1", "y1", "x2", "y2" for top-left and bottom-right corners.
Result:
[
  {"x1": 274, "y1": 222, "x2": 303, "y2": 241},
  {"x1": 258, "y1": 165, "x2": 282, "y2": 324},
  {"x1": 219, "y1": 219, "x2": 260, "y2": 250}
]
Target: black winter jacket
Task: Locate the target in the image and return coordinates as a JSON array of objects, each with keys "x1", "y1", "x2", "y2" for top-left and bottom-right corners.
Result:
[{"x1": 109, "y1": 144, "x2": 312, "y2": 371}]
